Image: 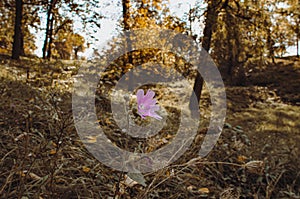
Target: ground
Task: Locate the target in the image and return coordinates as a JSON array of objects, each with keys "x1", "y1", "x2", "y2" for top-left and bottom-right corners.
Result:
[{"x1": 0, "y1": 55, "x2": 299, "y2": 198}]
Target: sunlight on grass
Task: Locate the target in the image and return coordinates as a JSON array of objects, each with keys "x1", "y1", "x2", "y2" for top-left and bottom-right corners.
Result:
[{"x1": 253, "y1": 105, "x2": 300, "y2": 133}]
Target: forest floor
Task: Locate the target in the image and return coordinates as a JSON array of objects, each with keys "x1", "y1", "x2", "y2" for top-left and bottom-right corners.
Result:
[{"x1": 0, "y1": 54, "x2": 299, "y2": 198}]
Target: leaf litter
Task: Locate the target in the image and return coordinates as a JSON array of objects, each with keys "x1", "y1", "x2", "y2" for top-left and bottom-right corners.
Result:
[{"x1": 0, "y1": 56, "x2": 299, "y2": 198}]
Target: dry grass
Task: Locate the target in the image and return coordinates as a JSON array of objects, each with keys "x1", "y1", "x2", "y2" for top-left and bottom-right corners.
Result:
[{"x1": 0, "y1": 56, "x2": 299, "y2": 198}]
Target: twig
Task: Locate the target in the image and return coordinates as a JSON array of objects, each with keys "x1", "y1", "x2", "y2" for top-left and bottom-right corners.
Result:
[{"x1": 113, "y1": 171, "x2": 124, "y2": 199}]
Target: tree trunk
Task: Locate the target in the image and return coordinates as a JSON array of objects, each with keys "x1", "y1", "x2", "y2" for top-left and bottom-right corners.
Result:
[
  {"x1": 297, "y1": 37, "x2": 299, "y2": 58},
  {"x1": 20, "y1": 31, "x2": 25, "y2": 56},
  {"x1": 42, "y1": 0, "x2": 55, "y2": 59},
  {"x1": 47, "y1": 14, "x2": 54, "y2": 60},
  {"x1": 266, "y1": 20, "x2": 275, "y2": 63},
  {"x1": 12, "y1": 0, "x2": 23, "y2": 60},
  {"x1": 42, "y1": 5, "x2": 50, "y2": 59},
  {"x1": 296, "y1": 14, "x2": 299, "y2": 58},
  {"x1": 189, "y1": 0, "x2": 219, "y2": 111},
  {"x1": 225, "y1": 10, "x2": 235, "y2": 77},
  {"x1": 122, "y1": 0, "x2": 130, "y2": 31},
  {"x1": 122, "y1": 0, "x2": 134, "y2": 90},
  {"x1": 74, "y1": 49, "x2": 79, "y2": 60}
]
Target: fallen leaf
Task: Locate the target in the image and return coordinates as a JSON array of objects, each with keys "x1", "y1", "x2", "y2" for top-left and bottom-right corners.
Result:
[
  {"x1": 105, "y1": 118, "x2": 111, "y2": 125},
  {"x1": 51, "y1": 141, "x2": 57, "y2": 147},
  {"x1": 49, "y1": 149, "x2": 57, "y2": 155},
  {"x1": 122, "y1": 175, "x2": 139, "y2": 187},
  {"x1": 82, "y1": 166, "x2": 91, "y2": 173},
  {"x1": 165, "y1": 170, "x2": 170, "y2": 177},
  {"x1": 237, "y1": 155, "x2": 247, "y2": 163},
  {"x1": 18, "y1": 171, "x2": 26, "y2": 177},
  {"x1": 187, "y1": 185, "x2": 197, "y2": 192},
  {"x1": 85, "y1": 136, "x2": 97, "y2": 143},
  {"x1": 198, "y1": 187, "x2": 210, "y2": 194}
]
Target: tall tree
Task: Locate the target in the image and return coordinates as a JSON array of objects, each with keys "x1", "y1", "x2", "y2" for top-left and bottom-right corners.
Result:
[
  {"x1": 1, "y1": 0, "x2": 40, "y2": 57},
  {"x1": 189, "y1": 0, "x2": 220, "y2": 111},
  {"x1": 0, "y1": 0, "x2": 14, "y2": 54},
  {"x1": 122, "y1": 0, "x2": 131, "y2": 31},
  {"x1": 287, "y1": 0, "x2": 300, "y2": 57},
  {"x1": 12, "y1": 0, "x2": 23, "y2": 60},
  {"x1": 42, "y1": 0, "x2": 56, "y2": 59},
  {"x1": 122, "y1": 0, "x2": 135, "y2": 89},
  {"x1": 42, "y1": 0, "x2": 102, "y2": 60}
]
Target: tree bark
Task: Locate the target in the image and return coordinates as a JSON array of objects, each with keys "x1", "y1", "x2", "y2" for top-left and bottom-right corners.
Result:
[
  {"x1": 297, "y1": 37, "x2": 299, "y2": 58},
  {"x1": 42, "y1": 3, "x2": 50, "y2": 58},
  {"x1": 265, "y1": 19, "x2": 275, "y2": 64},
  {"x1": 42, "y1": 0, "x2": 55, "y2": 59},
  {"x1": 74, "y1": 49, "x2": 79, "y2": 60},
  {"x1": 225, "y1": 10, "x2": 234, "y2": 77},
  {"x1": 20, "y1": 31, "x2": 25, "y2": 56},
  {"x1": 46, "y1": 13, "x2": 54, "y2": 60},
  {"x1": 296, "y1": 24, "x2": 299, "y2": 58},
  {"x1": 122, "y1": 0, "x2": 134, "y2": 89},
  {"x1": 12, "y1": 0, "x2": 23, "y2": 60},
  {"x1": 189, "y1": 0, "x2": 219, "y2": 111}
]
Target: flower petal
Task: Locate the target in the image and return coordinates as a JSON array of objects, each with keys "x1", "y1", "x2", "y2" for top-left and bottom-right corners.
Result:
[
  {"x1": 144, "y1": 98, "x2": 157, "y2": 107},
  {"x1": 136, "y1": 89, "x2": 162, "y2": 120},
  {"x1": 149, "y1": 105, "x2": 160, "y2": 111},
  {"x1": 136, "y1": 89, "x2": 144, "y2": 104},
  {"x1": 149, "y1": 112, "x2": 162, "y2": 120},
  {"x1": 145, "y1": 89, "x2": 155, "y2": 100}
]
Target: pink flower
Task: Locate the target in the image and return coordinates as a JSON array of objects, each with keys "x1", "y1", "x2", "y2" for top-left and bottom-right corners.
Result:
[{"x1": 136, "y1": 89, "x2": 162, "y2": 120}]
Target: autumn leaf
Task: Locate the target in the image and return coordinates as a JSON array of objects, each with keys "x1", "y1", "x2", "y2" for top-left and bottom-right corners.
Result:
[
  {"x1": 82, "y1": 166, "x2": 91, "y2": 173},
  {"x1": 237, "y1": 155, "x2": 248, "y2": 163},
  {"x1": 49, "y1": 149, "x2": 57, "y2": 155},
  {"x1": 198, "y1": 187, "x2": 210, "y2": 194},
  {"x1": 84, "y1": 136, "x2": 97, "y2": 143}
]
